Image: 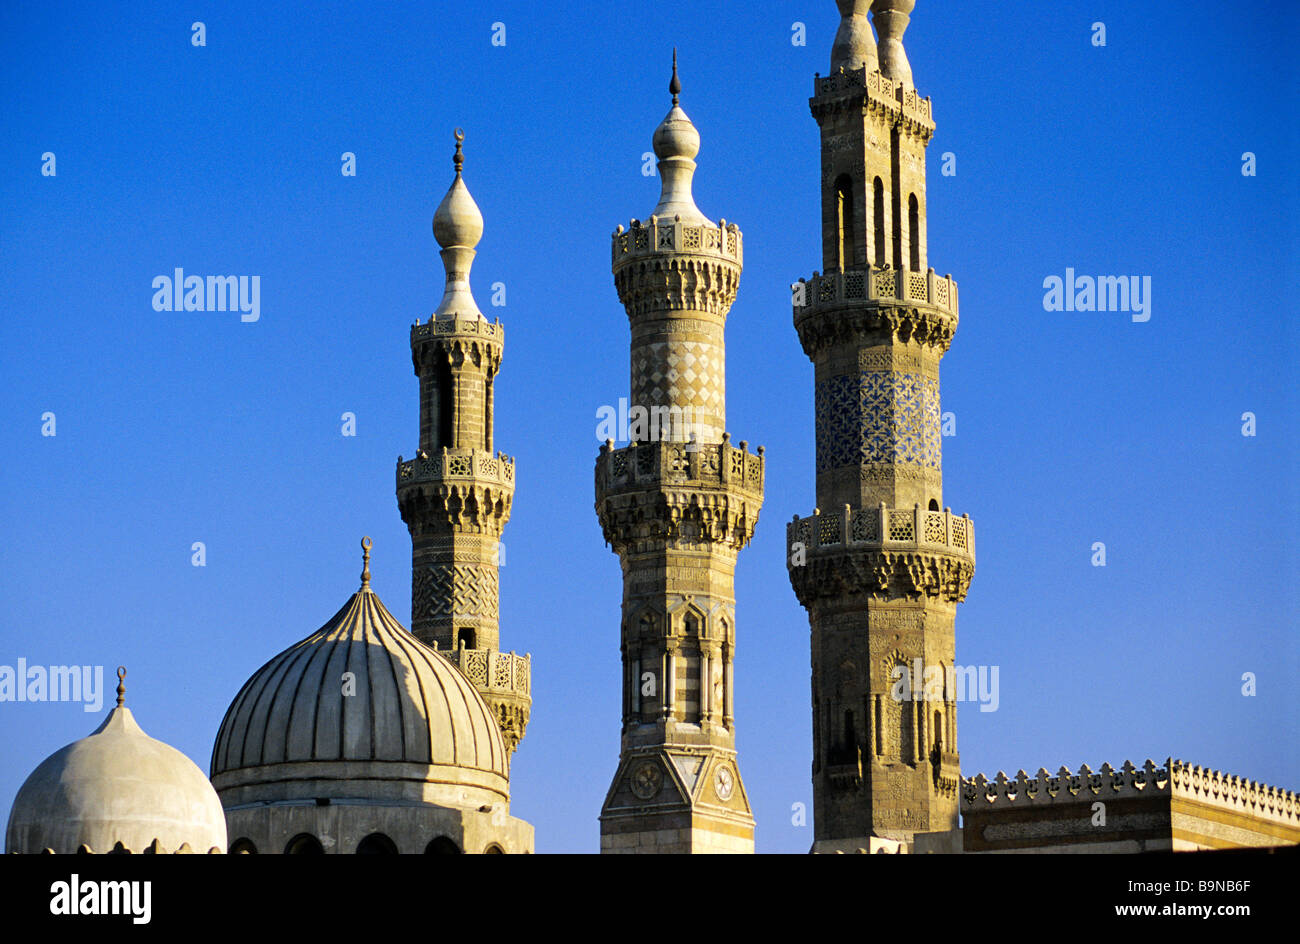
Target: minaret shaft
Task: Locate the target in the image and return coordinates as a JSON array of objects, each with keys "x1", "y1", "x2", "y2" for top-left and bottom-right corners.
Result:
[
  {"x1": 596, "y1": 60, "x2": 764, "y2": 854},
  {"x1": 788, "y1": 2, "x2": 973, "y2": 853},
  {"x1": 397, "y1": 131, "x2": 530, "y2": 756}
]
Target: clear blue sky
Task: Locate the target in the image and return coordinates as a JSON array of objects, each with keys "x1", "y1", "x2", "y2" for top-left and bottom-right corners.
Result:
[{"x1": 1, "y1": 1, "x2": 1295, "y2": 853}]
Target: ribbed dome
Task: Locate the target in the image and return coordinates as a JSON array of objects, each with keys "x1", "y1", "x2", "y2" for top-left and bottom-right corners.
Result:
[
  {"x1": 211, "y1": 584, "x2": 508, "y2": 788},
  {"x1": 6, "y1": 701, "x2": 227, "y2": 854}
]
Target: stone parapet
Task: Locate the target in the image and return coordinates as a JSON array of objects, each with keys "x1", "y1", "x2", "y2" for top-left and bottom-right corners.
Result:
[
  {"x1": 595, "y1": 437, "x2": 764, "y2": 553},
  {"x1": 397, "y1": 447, "x2": 516, "y2": 492},
  {"x1": 434, "y1": 646, "x2": 531, "y2": 754},
  {"x1": 612, "y1": 216, "x2": 742, "y2": 269},
  {"x1": 811, "y1": 65, "x2": 934, "y2": 135},
  {"x1": 794, "y1": 265, "x2": 958, "y2": 356},
  {"x1": 962, "y1": 759, "x2": 1299, "y2": 829},
  {"x1": 787, "y1": 503, "x2": 974, "y2": 562}
]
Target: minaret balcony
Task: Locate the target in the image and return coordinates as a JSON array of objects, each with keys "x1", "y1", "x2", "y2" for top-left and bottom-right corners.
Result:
[
  {"x1": 596, "y1": 436, "x2": 764, "y2": 504},
  {"x1": 612, "y1": 215, "x2": 742, "y2": 268},
  {"x1": 397, "y1": 447, "x2": 515, "y2": 491},
  {"x1": 810, "y1": 66, "x2": 933, "y2": 132},
  {"x1": 411, "y1": 315, "x2": 503, "y2": 343},
  {"x1": 793, "y1": 265, "x2": 959, "y2": 356},
  {"x1": 595, "y1": 436, "x2": 764, "y2": 552},
  {"x1": 787, "y1": 503, "x2": 973, "y2": 566}
]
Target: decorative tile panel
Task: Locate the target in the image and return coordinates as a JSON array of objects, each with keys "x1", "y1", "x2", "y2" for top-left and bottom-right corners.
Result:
[{"x1": 816, "y1": 370, "x2": 941, "y2": 472}]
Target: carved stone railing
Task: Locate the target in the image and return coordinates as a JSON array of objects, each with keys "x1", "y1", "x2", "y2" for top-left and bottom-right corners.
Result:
[
  {"x1": 596, "y1": 434, "x2": 764, "y2": 501},
  {"x1": 612, "y1": 216, "x2": 743, "y2": 267},
  {"x1": 962, "y1": 760, "x2": 1299, "y2": 827},
  {"x1": 396, "y1": 447, "x2": 516, "y2": 490},
  {"x1": 435, "y1": 646, "x2": 531, "y2": 699},
  {"x1": 411, "y1": 316, "x2": 503, "y2": 343},
  {"x1": 812, "y1": 65, "x2": 933, "y2": 128},
  {"x1": 795, "y1": 266, "x2": 957, "y2": 319},
  {"x1": 433, "y1": 645, "x2": 531, "y2": 752},
  {"x1": 787, "y1": 504, "x2": 973, "y2": 564}
]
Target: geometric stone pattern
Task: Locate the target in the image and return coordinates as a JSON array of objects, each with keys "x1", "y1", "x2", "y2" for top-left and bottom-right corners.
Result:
[
  {"x1": 413, "y1": 563, "x2": 500, "y2": 621},
  {"x1": 815, "y1": 370, "x2": 941, "y2": 472}
]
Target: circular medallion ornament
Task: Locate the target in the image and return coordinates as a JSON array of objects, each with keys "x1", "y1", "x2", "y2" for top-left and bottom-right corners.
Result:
[
  {"x1": 631, "y1": 761, "x2": 663, "y2": 799},
  {"x1": 714, "y1": 763, "x2": 735, "y2": 800}
]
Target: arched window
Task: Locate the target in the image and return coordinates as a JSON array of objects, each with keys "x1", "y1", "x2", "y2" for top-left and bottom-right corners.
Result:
[
  {"x1": 835, "y1": 175, "x2": 856, "y2": 270},
  {"x1": 356, "y1": 833, "x2": 398, "y2": 855},
  {"x1": 285, "y1": 834, "x2": 324, "y2": 855},
  {"x1": 928, "y1": 498, "x2": 939, "y2": 511},
  {"x1": 425, "y1": 837, "x2": 462, "y2": 855},
  {"x1": 909, "y1": 194, "x2": 920, "y2": 270},
  {"x1": 457, "y1": 627, "x2": 476, "y2": 650},
  {"x1": 436, "y1": 355, "x2": 454, "y2": 448},
  {"x1": 483, "y1": 843, "x2": 506, "y2": 854},
  {"x1": 678, "y1": 612, "x2": 702, "y2": 722},
  {"x1": 229, "y1": 838, "x2": 257, "y2": 855},
  {"x1": 873, "y1": 177, "x2": 886, "y2": 267}
]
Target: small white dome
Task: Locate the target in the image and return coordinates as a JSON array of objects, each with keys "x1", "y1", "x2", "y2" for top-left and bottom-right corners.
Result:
[{"x1": 6, "y1": 697, "x2": 227, "y2": 854}]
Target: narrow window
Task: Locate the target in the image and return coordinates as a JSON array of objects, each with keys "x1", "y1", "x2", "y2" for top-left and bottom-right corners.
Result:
[
  {"x1": 909, "y1": 194, "x2": 920, "y2": 270},
  {"x1": 457, "y1": 627, "x2": 476, "y2": 649},
  {"x1": 835, "y1": 175, "x2": 855, "y2": 269},
  {"x1": 873, "y1": 177, "x2": 886, "y2": 267},
  {"x1": 436, "y1": 356, "x2": 454, "y2": 449},
  {"x1": 425, "y1": 837, "x2": 461, "y2": 854}
]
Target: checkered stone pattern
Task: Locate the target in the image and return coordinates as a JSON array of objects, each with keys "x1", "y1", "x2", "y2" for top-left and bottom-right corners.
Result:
[
  {"x1": 816, "y1": 370, "x2": 941, "y2": 472},
  {"x1": 632, "y1": 339, "x2": 726, "y2": 442}
]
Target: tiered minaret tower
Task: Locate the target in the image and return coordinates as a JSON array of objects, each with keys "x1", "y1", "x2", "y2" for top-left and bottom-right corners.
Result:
[
  {"x1": 787, "y1": 1, "x2": 975, "y2": 852},
  {"x1": 396, "y1": 130, "x2": 530, "y2": 755},
  {"x1": 595, "y1": 55, "x2": 765, "y2": 854}
]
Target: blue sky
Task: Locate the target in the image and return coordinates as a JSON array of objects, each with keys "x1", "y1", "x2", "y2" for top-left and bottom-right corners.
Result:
[{"x1": 1, "y1": 0, "x2": 1295, "y2": 853}]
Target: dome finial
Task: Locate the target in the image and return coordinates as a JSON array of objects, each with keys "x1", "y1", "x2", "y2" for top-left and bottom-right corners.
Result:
[
  {"x1": 649, "y1": 51, "x2": 709, "y2": 226},
  {"x1": 360, "y1": 536, "x2": 373, "y2": 590},
  {"x1": 432, "y1": 127, "x2": 485, "y2": 318},
  {"x1": 115, "y1": 666, "x2": 127, "y2": 708}
]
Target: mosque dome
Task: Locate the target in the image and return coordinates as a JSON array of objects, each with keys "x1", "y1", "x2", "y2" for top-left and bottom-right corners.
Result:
[
  {"x1": 210, "y1": 538, "x2": 510, "y2": 808},
  {"x1": 5, "y1": 669, "x2": 227, "y2": 854}
]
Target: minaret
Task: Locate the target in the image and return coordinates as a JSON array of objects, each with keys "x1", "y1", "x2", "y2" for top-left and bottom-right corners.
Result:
[
  {"x1": 787, "y1": 0, "x2": 975, "y2": 852},
  {"x1": 396, "y1": 130, "x2": 530, "y2": 755},
  {"x1": 596, "y1": 54, "x2": 765, "y2": 854}
]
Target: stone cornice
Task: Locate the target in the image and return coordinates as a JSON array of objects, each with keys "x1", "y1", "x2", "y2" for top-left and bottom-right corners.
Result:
[
  {"x1": 595, "y1": 439, "x2": 764, "y2": 554},
  {"x1": 396, "y1": 448, "x2": 515, "y2": 535},
  {"x1": 789, "y1": 545, "x2": 973, "y2": 606},
  {"x1": 794, "y1": 265, "x2": 958, "y2": 358},
  {"x1": 810, "y1": 66, "x2": 934, "y2": 139}
]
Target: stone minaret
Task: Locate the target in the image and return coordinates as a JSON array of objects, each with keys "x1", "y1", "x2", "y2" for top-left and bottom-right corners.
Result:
[
  {"x1": 787, "y1": 1, "x2": 975, "y2": 852},
  {"x1": 596, "y1": 55, "x2": 765, "y2": 854},
  {"x1": 396, "y1": 130, "x2": 530, "y2": 755}
]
